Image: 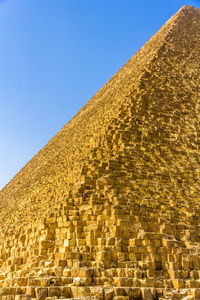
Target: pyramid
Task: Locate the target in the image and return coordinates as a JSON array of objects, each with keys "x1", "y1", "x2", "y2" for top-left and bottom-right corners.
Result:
[{"x1": 0, "y1": 5, "x2": 200, "y2": 299}]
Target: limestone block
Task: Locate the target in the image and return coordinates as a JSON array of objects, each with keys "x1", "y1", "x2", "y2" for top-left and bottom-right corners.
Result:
[
  {"x1": 89, "y1": 287, "x2": 104, "y2": 298},
  {"x1": 117, "y1": 269, "x2": 126, "y2": 277},
  {"x1": 62, "y1": 277, "x2": 73, "y2": 284},
  {"x1": 125, "y1": 288, "x2": 141, "y2": 299},
  {"x1": 63, "y1": 268, "x2": 71, "y2": 277},
  {"x1": 2, "y1": 296, "x2": 15, "y2": 300},
  {"x1": 76, "y1": 239, "x2": 86, "y2": 246},
  {"x1": 61, "y1": 287, "x2": 71, "y2": 298},
  {"x1": 173, "y1": 279, "x2": 185, "y2": 289},
  {"x1": 15, "y1": 277, "x2": 28, "y2": 286},
  {"x1": 48, "y1": 287, "x2": 61, "y2": 298},
  {"x1": 28, "y1": 277, "x2": 41, "y2": 286},
  {"x1": 54, "y1": 260, "x2": 67, "y2": 267},
  {"x1": 125, "y1": 269, "x2": 134, "y2": 277},
  {"x1": 64, "y1": 239, "x2": 76, "y2": 247},
  {"x1": 72, "y1": 277, "x2": 85, "y2": 286},
  {"x1": 132, "y1": 279, "x2": 141, "y2": 287},
  {"x1": 191, "y1": 288, "x2": 200, "y2": 299},
  {"x1": 114, "y1": 288, "x2": 127, "y2": 296},
  {"x1": 26, "y1": 287, "x2": 36, "y2": 298},
  {"x1": 0, "y1": 288, "x2": 17, "y2": 296},
  {"x1": 71, "y1": 286, "x2": 90, "y2": 297},
  {"x1": 35, "y1": 288, "x2": 48, "y2": 300},
  {"x1": 104, "y1": 288, "x2": 114, "y2": 300},
  {"x1": 141, "y1": 288, "x2": 154, "y2": 300}
]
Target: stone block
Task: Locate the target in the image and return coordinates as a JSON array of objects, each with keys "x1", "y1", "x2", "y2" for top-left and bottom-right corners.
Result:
[
  {"x1": 48, "y1": 287, "x2": 61, "y2": 298},
  {"x1": 141, "y1": 288, "x2": 154, "y2": 300},
  {"x1": 104, "y1": 288, "x2": 114, "y2": 300},
  {"x1": 35, "y1": 288, "x2": 48, "y2": 300}
]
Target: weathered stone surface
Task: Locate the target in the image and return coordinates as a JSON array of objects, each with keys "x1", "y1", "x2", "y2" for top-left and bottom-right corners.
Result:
[
  {"x1": 104, "y1": 288, "x2": 114, "y2": 300},
  {"x1": 0, "y1": 4, "x2": 200, "y2": 300},
  {"x1": 35, "y1": 288, "x2": 48, "y2": 300}
]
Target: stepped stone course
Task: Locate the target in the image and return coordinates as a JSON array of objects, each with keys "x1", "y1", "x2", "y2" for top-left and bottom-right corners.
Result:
[{"x1": 0, "y1": 5, "x2": 200, "y2": 299}]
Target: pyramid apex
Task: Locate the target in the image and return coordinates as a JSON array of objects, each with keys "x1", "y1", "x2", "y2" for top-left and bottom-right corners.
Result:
[{"x1": 178, "y1": 5, "x2": 200, "y2": 14}]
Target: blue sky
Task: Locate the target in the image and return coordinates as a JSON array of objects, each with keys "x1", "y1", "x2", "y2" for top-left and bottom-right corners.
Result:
[{"x1": 0, "y1": 0, "x2": 200, "y2": 190}]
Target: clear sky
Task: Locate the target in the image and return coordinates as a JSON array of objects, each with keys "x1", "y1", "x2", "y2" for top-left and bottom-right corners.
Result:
[{"x1": 0, "y1": 0, "x2": 200, "y2": 190}]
